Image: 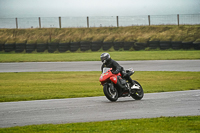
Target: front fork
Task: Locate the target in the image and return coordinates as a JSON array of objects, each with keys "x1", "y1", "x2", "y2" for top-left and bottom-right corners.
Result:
[
  {"x1": 109, "y1": 82, "x2": 122, "y2": 96},
  {"x1": 109, "y1": 82, "x2": 115, "y2": 92}
]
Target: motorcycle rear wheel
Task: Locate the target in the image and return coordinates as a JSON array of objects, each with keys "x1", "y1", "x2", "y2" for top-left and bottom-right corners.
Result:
[
  {"x1": 131, "y1": 80, "x2": 144, "y2": 100},
  {"x1": 103, "y1": 84, "x2": 119, "y2": 102}
]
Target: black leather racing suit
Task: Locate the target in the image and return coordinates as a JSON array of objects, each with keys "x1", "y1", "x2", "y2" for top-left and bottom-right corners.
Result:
[{"x1": 101, "y1": 58, "x2": 133, "y2": 85}]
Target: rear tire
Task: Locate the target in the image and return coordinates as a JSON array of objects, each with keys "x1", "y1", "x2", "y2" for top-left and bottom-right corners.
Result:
[
  {"x1": 131, "y1": 80, "x2": 144, "y2": 100},
  {"x1": 103, "y1": 84, "x2": 118, "y2": 102}
]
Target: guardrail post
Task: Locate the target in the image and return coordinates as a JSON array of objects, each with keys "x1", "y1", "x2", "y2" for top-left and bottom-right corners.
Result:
[
  {"x1": 116, "y1": 16, "x2": 119, "y2": 27},
  {"x1": 15, "y1": 18, "x2": 18, "y2": 29},
  {"x1": 177, "y1": 14, "x2": 179, "y2": 26},
  {"x1": 59, "y1": 17, "x2": 61, "y2": 28},
  {"x1": 39, "y1": 17, "x2": 41, "y2": 28},
  {"x1": 148, "y1": 15, "x2": 150, "y2": 26},
  {"x1": 87, "y1": 16, "x2": 89, "y2": 28}
]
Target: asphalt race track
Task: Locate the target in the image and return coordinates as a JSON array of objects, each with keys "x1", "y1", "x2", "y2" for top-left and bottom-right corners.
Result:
[
  {"x1": 0, "y1": 90, "x2": 200, "y2": 128},
  {"x1": 0, "y1": 60, "x2": 200, "y2": 128},
  {"x1": 0, "y1": 60, "x2": 200, "y2": 72}
]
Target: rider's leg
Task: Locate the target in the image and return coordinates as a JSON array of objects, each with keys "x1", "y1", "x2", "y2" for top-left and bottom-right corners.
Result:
[
  {"x1": 122, "y1": 72, "x2": 134, "y2": 87},
  {"x1": 126, "y1": 76, "x2": 134, "y2": 86}
]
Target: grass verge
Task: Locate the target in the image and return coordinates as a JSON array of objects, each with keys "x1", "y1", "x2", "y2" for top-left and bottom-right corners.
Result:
[
  {"x1": 0, "y1": 116, "x2": 199, "y2": 132},
  {"x1": 1, "y1": 25, "x2": 200, "y2": 43},
  {"x1": 0, "y1": 50, "x2": 200, "y2": 62},
  {"x1": 0, "y1": 71, "x2": 199, "y2": 102}
]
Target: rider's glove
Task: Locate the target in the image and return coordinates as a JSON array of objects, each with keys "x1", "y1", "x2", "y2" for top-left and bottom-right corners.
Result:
[{"x1": 112, "y1": 69, "x2": 120, "y2": 74}]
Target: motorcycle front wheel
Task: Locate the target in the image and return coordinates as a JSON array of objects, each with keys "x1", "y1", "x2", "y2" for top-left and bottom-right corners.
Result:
[
  {"x1": 103, "y1": 83, "x2": 118, "y2": 102},
  {"x1": 131, "y1": 80, "x2": 144, "y2": 100}
]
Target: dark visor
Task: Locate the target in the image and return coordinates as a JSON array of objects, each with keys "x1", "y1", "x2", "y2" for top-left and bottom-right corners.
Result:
[{"x1": 101, "y1": 57, "x2": 105, "y2": 62}]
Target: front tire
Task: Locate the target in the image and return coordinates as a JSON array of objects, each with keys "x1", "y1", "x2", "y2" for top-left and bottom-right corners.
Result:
[
  {"x1": 131, "y1": 80, "x2": 144, "y2": 100},
  {"x1": 103, "y1": 84, "x2": 118, "y2": 102}
]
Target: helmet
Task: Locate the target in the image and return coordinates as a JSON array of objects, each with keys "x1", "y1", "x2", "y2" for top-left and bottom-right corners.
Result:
[{"x1": 100, "y1": 53, "x2": 110, "y2": 63}]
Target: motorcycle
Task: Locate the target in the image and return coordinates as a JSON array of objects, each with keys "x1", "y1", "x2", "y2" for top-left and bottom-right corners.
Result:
[{"x1": 99, "y1": 68, "x2": 144, "y2": 102}]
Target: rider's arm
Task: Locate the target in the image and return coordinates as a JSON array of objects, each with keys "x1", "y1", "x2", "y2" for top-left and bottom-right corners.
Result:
[
  {"x1": 101, "y1": 64, "x2": 104, "y2": 72},
  {"x1": 112, "y1": 60, "x2": 122, "y2": 74}
]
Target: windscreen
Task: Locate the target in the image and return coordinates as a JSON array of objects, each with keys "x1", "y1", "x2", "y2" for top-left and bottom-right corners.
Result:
[{"x1": 102, "y1": 68, "x2": 111, "y2": 74}]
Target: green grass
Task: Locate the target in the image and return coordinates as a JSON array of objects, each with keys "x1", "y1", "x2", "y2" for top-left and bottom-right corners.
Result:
[
  {"x1": 0, "y1": 71, "x2": 199, "y2": 102},
  {"x1": 0, "y1": 50, "x2": 200, "y2": 62},
  {"x1": 1, "y1": 25, "x2": 200, "y2": 43},
  {"x1": 0, "y1": 116, "x2": 199, "y2": 132}
]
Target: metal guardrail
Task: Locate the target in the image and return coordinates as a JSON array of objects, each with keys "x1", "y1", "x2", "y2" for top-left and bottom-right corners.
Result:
[{"x1": 0, "y1": 14, "x2": 199, "y2": 29}]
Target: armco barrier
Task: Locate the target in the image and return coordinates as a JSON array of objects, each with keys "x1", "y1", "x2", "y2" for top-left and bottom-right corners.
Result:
[
  {"x1": 160, "y1": 41, "x2": 171, "y2": 50},
  {"x1": 26, "y1": 43, "x2": 36, "y2": 53},
  {"x1": 123, "y1": 42, "x2": 134, "y2": 50},
  {"x1": 113, "y1": 42, "x2": 123, "y2": 51},
  {"x1": 149, "y1": 41, "x2": 159, "y2": 49},
  {"x1": 58, "y1": 42, "x2": 70, "y2": 52},
  {"x1": 102, "y1": 42, "x2": 112, "y2": 51},
  {"x1": 91, "y1": 41, "x2": 102, "y2": 51},
  {"x1": 48, "y1": 43, "x2": 58, "y2": 53},
  {"x1": 4, "y1": 43, "x2": 15, "y2": 52},
  {"x1": 70, "y1": 42, "x2": 80, "y2": 52},
  {"x1": 37, "y1": 43, "x2": 47, "y2": 52},
  {"x1": 15, "y1": 43, "x2": 26, "y2": 53},
  {"x1": 171, "y1": 41, "x2": 182, "y2": 50},
  {"x1": 134, "y1": 42, "x2": 148, "y2": 51},
  {"x1": 80, "y1": 41, "x2": 91, "y2": 51},
  {"x1": 0, "y1": 43, "x2": 4, "y2": 51},
  {"x1": 0, "y1": 41, "x2": 199, "y2": 53},
  {"x1": 193, "y1": 42, "x2": 200, "y2": 50},
  {"x1": 182, "y1": 42, "x2": 193, "y2": 50}
]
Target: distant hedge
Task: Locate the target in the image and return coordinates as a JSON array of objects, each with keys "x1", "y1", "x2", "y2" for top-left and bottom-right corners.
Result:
[{"x1": 0, "y1": 41, "x2": 200, "y2": 53}]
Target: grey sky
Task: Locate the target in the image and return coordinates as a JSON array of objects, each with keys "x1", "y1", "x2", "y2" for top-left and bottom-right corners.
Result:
[{"x1": 0, "y1": 0, "x2": 200, "y2": 17}]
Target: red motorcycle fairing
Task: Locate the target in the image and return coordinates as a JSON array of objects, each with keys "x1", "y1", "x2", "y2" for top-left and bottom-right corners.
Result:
[
  {"x1": 99, "y1": 68, "x2": 121, "y2": 85},
  {"x1": 110, "y1": 75, "x2": 118, "y2": 84}
]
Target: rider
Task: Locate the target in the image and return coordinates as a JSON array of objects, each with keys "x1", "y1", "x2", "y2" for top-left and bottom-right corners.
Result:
[{"x1": 100, "y1": 53, "x2": 134, "y2": 88}]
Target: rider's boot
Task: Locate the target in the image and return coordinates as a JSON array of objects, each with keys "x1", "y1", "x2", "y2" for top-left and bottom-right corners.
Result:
[
  {"x1": 129, "y1": 81, "x2": 134, "y2": 89},
  {"x1": 131, "y1": 81, "x2": 140, "y2": 89}
]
